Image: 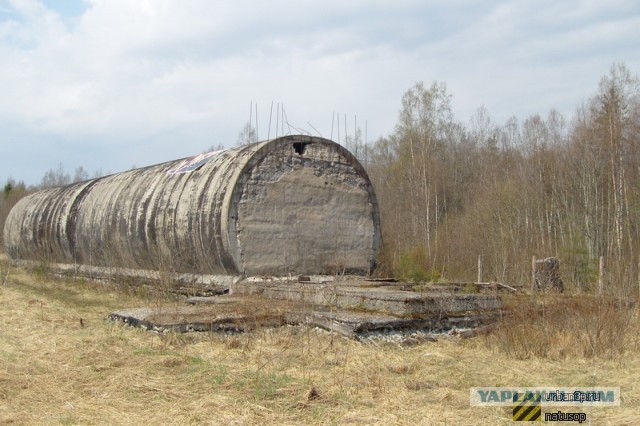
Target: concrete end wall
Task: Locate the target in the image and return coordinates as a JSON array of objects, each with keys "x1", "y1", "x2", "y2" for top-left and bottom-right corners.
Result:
[{"x1": 231, "y1": 136, "x2": 380, "y2": 275}]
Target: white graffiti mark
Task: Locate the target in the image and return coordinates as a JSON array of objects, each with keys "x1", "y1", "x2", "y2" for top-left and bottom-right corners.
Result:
[{"x1": 167, "y1": 150, "x2": 224, "y2": 174}]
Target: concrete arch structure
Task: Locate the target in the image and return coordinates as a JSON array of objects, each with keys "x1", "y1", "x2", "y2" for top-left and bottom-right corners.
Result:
[{"x1": 4, "y1": 135, "x2": 380, "y2": 277}]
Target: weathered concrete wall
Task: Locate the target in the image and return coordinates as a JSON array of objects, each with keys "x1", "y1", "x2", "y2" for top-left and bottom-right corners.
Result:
[{"x1": 4, "y1": 135, "x2": 380, "y2": 276}]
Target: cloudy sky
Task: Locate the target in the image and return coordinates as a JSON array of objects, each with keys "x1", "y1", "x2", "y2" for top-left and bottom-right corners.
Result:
[{"x1": 1, "y1": 0, "x2": 638, "y2": 185}]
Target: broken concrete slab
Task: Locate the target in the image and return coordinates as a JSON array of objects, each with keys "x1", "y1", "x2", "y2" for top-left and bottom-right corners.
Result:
[
  {"x1": 110, "y1": 303, "x2": 290, "y2": 333},
  {"x1": 231, "y1": 279, "x2": 503, "y2": 316},
  {"x1": 110, "y1": 277, "x2": 504, "y2": 339},
  {"x1": 110, "y1": 303, "x2": 500, "y2": 339}
]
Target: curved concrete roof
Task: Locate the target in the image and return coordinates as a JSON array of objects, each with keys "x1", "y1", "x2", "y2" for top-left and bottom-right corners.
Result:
[{"x1": 4, "y1": 135, "x2": 380, "y2": 277}]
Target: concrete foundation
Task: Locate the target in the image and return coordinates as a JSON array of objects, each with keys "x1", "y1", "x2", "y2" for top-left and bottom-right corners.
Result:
[{"x1": 110, "y1": 278, "x2": 505, "y2": 339}]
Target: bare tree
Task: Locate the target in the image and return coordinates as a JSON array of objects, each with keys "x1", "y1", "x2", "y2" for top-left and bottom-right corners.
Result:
[
  {"x1": 73, "y1": 166, "x2": 89, "y2": 183},
  {"x1": 236, "y1": 123, "x2": 258, "y2": 146},
  {"x1": 40, "y1": 163, "x2": 71, "y2": 188}
]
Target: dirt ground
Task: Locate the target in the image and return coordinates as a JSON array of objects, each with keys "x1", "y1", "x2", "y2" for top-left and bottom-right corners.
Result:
[{"x1": 1, "y1": 258, "x2": 639, "y2": 425}]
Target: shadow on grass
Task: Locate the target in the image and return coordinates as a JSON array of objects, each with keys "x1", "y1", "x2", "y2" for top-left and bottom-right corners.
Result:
[{"x1": 8, "y1": 276, "x2": 125, "y2": 310}]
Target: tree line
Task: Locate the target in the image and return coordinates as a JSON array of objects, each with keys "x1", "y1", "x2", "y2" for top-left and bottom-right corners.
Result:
[
  {"x1": 2, "y1": 62, "x2": 638, "y2": 293},
  {"x1": 355, "y1": 62, "x2": 639, "y2": 293}
]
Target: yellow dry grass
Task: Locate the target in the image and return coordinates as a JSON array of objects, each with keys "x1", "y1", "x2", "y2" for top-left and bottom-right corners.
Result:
[{"x1": 1, "y1": 256, "x2": 639, "y2": 425}]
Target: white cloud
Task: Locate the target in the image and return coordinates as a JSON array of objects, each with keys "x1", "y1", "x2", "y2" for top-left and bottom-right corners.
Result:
[{"x1": 0, "y1": 0, "x2": 639, "y2": 184}]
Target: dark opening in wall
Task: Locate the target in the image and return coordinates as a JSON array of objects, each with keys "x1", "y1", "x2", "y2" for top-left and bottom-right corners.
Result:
[{"x1": 293, "y1": 142, "x2": 310, "y2": 155}]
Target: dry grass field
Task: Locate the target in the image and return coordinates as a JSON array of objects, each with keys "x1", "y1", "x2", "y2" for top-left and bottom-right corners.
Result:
[{"x1": 1, "y1": 254, "x2": 640, "y2": 425}]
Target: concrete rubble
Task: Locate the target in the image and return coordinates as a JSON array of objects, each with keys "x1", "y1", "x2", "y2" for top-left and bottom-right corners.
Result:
[{"x1": 110, "y1": 276, "x2": 508, "y2": 340}]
